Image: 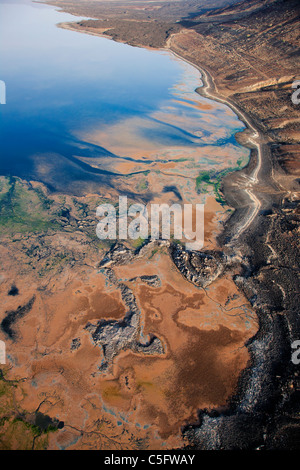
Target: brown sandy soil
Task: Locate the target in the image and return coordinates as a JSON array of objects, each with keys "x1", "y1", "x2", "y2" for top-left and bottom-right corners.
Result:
[
  {"x1": 0, "y1": 232, "x2": 257, "y2": 448},
  {"x1": 3, "y1": 0, "x2": 298, "y2": 450},
  {"x1": 29, "y1": 0, "x2": 299, "y2": 450},
  {"x1": 0, "y1": 0, "x2": 259, "y2": 450},
  {"x1": 104, "y1": 249, "x2": 257, "y2": 438},
  {"x1": 0, "y1": 175, "x2": 257, "y2": 449},
  {"x1": 0, "y1": 166, "x2": 259, "y2": 449}
]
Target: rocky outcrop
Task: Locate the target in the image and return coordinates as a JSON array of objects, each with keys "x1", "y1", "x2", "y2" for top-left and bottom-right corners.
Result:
[
  {"x1": 70, "y1": 337, "x2": 81, "y2": 351},
  {"x1": 170, "y1": 243, "x2": 225, "y2": 288},
  {"x1": 98, "y1": 243, "x2": 134, "y2": 268},
  {"x1": 86, "y1": 248, "x2": 164, "y2": 373},
  {"x1": 129, "y1": 274, "x2": 161, "y2": 288}
]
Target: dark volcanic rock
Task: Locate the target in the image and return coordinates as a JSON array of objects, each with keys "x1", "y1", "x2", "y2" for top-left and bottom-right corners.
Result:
[
  {"x1": 86, "y1": 266, "x2": 164, "y2": 373},
  {"x1": 129, "y1": 274, "x2": 161, "y2": 288},
  {"x1": 140, "y1": 275, "x2": 161, "y2": 288},
  {"x1": 70, "y1": 337, "x2": 81, "y2": 351},
  {"x1": 1, "y1": 296, "x2": 35, "y2": 340},
  {"x1": 183, "y1": 198, "x2": 300, "y2": 450},
  {"x1": 98, "y1": 242, "x2": 134, "y2": 268},
  {"x1": 170, "y1": 243, "x2": 225, "y2": 287},
  {"x1": 8, "y1": 284, "x2": 19, "y2": 296}
]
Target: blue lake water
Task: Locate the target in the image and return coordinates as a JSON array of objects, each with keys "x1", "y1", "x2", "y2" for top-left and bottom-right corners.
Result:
[{"x1": 0, "y1": 0, "x2": 248, "y2": 195}]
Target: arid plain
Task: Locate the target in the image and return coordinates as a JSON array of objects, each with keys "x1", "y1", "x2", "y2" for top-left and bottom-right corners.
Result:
[{"x1": 0, "y1": 0, "x2": 299, "y2": 450}]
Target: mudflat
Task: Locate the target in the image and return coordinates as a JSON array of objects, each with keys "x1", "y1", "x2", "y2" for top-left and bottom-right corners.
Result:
[{"x1": 0, "y1": 0, "x2": 299, "y2": 450}]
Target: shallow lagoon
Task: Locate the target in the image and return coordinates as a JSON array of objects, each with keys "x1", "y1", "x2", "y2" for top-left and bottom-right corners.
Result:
[{"x1": 0, "y1": 0, "x2": 248, "y2": 194}]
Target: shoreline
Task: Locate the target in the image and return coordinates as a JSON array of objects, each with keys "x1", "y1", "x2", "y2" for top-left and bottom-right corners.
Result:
[
  {"x1": 57, "y1": 17, "x2": 269, "y2": 430},
  {"x1": 56, "y1": 20, "x2": 298, "y2": 450},
  {"x1": 59, "y1": 20, "x2": 266, "y2": 247},
  {"x1": 58, "y1": 14, "x2": 268, "y2": 406},
  {"x1": 165, "y1": 44, "x2": 264, "y2": 244},
  {"x1": 163, "y1": 36, "x2": 298, "y2": 450},
  {"x1": 163, "y1": 36, "x2": 297, "y2": 450},
  {"x1": 4, "y1": 2, "x2": 297, "y2": 448}
]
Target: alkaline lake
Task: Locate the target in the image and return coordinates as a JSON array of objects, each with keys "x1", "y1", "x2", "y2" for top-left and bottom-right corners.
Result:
[{"x1": 0, "y1": 0, "x2": 249, "y2": 196}]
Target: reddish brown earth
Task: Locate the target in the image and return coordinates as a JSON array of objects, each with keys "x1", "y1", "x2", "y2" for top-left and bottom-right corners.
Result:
[
  {"x1": 0, "y1": 177, "x2": 258, "y2": 449},
  {"x1": 1, "y1": 0, "x2": 299, "y2": 450}
]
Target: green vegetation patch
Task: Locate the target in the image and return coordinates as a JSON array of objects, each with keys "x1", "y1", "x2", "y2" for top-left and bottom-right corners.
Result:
[
  {"x1": 195, "y1": 164, "x2": 244, "y2": 204},
  {"x1": 0, "y1": 369, "x2": 60, "y2": 450},
  {"x1": 0, "y1": 176, "x2": 59, "y2": 235}
]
